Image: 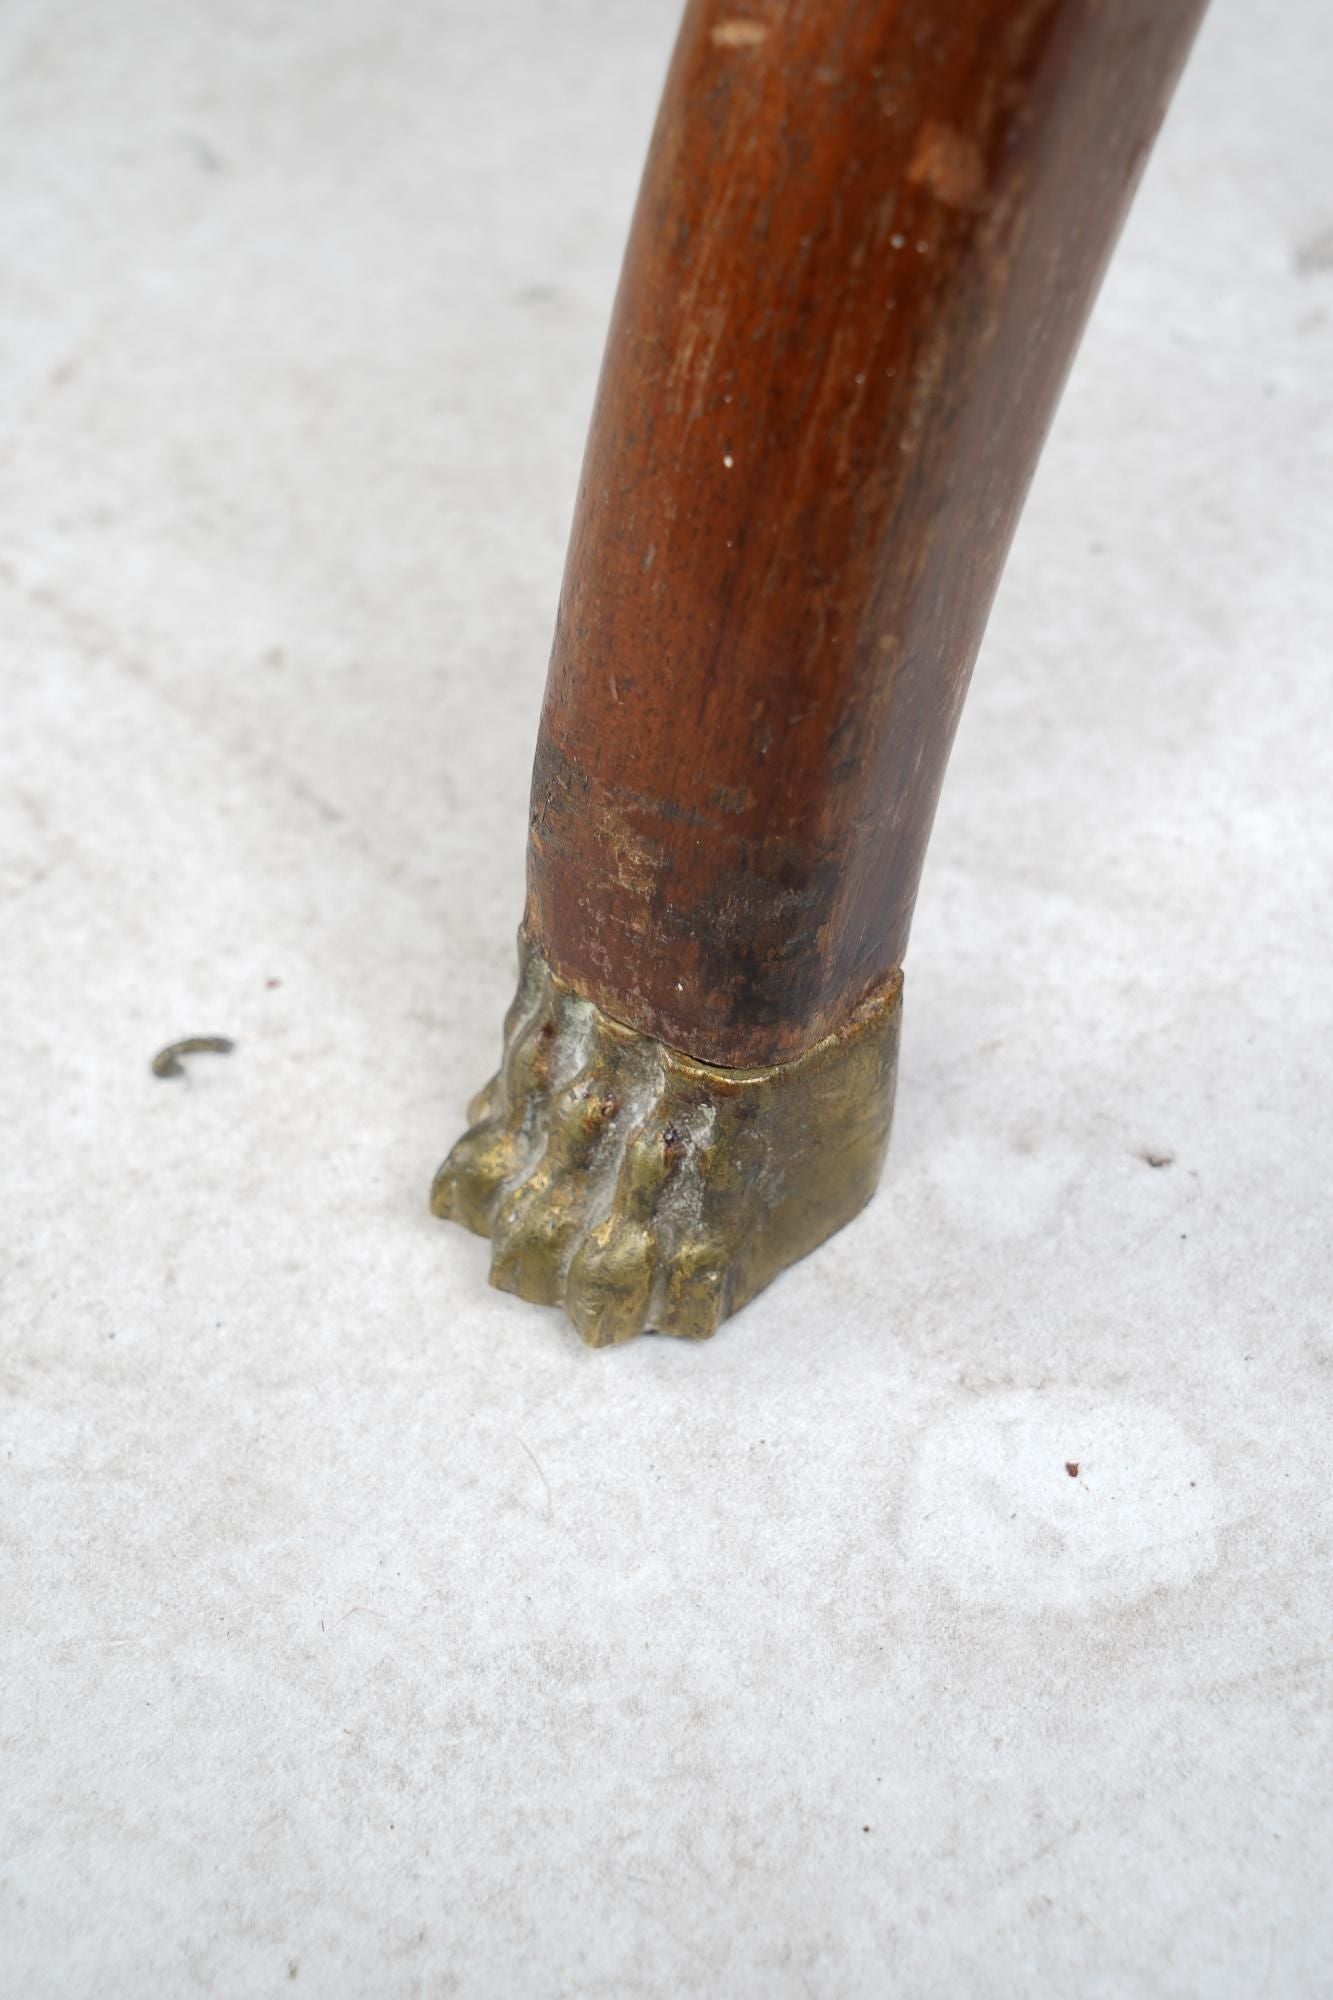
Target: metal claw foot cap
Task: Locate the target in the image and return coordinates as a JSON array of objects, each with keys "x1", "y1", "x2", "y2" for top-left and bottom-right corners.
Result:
[{"x1": 432, "y1": 937, "x2": 902, "y2": 1346}]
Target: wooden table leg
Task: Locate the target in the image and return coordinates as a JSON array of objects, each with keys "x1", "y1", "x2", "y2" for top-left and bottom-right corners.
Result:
[{"x1": 434, "y1": 0, "x2": 1207, "y2": 1345}]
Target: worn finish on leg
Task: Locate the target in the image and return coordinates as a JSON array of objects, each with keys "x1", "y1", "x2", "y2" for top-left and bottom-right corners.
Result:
[{"x1": 527, "y1": 0, "x2": 1207, "y2": 1067}]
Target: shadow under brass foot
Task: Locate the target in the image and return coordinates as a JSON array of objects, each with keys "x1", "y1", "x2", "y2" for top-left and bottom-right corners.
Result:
[{"x1": 432, "y1": 937, "x2": 902, "y2": 1347}]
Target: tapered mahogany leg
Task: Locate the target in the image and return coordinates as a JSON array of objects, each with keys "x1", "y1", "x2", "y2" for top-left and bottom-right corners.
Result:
[{"x1": 434, "y1": 0, "x2": 1207, "y2": 1344}]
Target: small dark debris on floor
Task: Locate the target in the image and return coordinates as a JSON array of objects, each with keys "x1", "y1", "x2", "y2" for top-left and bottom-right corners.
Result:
[
  {"x1": 1141, "y1": 1149, "x2": 1175, "y2": 1169},
  {"x1": 1065, "y1": 1461, "x2": 1079, "y2": 1478},
  {"x1": 151, "y1": 1036, "x2": 235, "y2": 1079}
]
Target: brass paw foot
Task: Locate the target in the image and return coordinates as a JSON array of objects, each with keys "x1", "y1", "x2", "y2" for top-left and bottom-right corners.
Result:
[{"x1": 432, "y1": 938, "x2": 902, "y2": 1346}]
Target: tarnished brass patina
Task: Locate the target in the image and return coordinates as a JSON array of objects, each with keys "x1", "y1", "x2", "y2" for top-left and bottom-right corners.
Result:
[{"x1": 432, "y1": 936, "x2": 902, "y2": 1346}]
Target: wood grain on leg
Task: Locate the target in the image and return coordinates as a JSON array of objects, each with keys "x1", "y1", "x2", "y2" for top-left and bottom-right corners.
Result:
[{"x1": 528, "y1": 0, "x2": 1206, "y2": 1068}]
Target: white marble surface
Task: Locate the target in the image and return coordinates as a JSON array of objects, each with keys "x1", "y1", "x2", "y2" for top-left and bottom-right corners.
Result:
[{"x1": 2, "y1": 1, "x2": 1331, "y2": 1994}]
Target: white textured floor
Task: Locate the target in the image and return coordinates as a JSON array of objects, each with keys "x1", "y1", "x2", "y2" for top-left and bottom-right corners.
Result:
[{"x1": 2, "y1": 2, "x2": 1331, "y2": 1994}]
